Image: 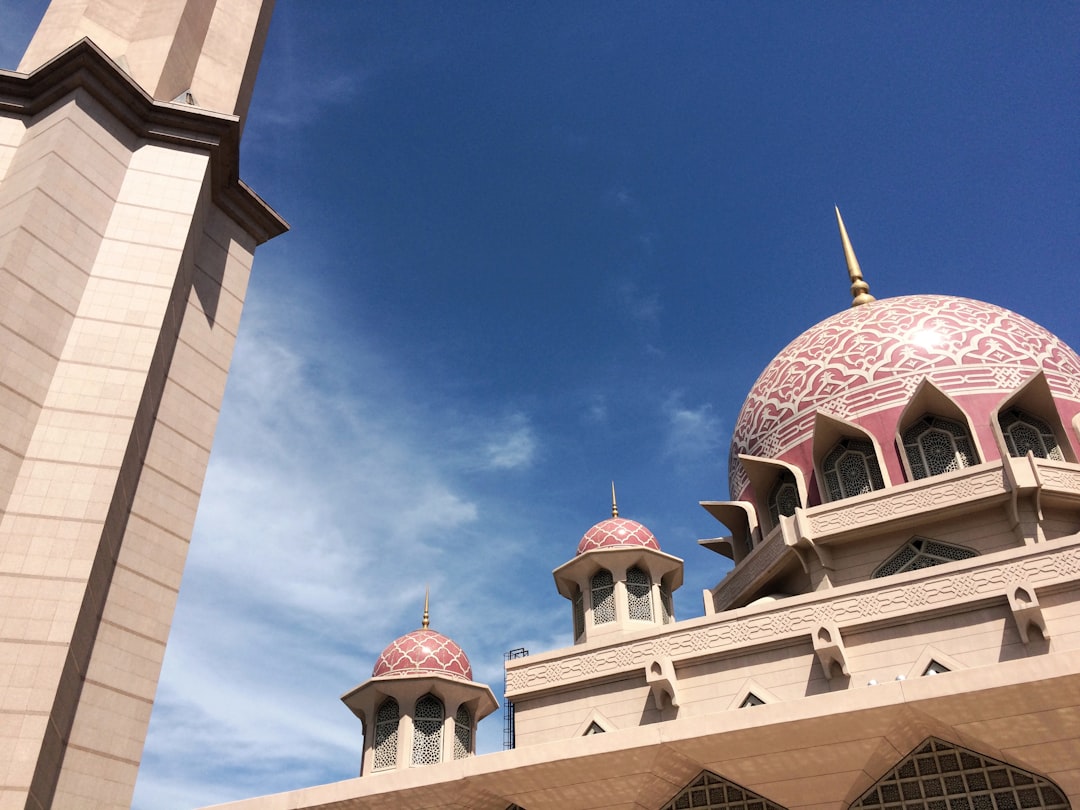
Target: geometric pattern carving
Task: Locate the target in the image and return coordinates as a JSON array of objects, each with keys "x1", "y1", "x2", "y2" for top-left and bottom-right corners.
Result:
[
  {"x1": 578, "y1": 517, "x2": 661, "y2": 554},
  {"x1": 372, "y1": 698, "x2": 399, "y2": 771},
  {"x1": 851, "y1": 737, "x2": 1070, "y2": 809},
  {"x1": 591, "y1": 570, "x2": 616, "y2": 624},
  {"x1": 768, "y1": 472, "x2": 801, "y2": 524},
  {"x1": 823, "y1": 438, "x2": 886, "y2": 500},
  {"x1": 505, "y1": 541, "x2": 1080, "y2": 694},
  {"x1": 873, "y1": 538, "x2": 977, "y2": 579},
  {"x1": 573, "y1": 588, "x2": 586, "y2": 640},
  {"x1": 372, "y1": 629, "x2": 473, "y2": 680},
  {"x1": 627, "y1": 566, "x2": 654, "y2": 622},
  {"x1": 411, "y1": 694, "x2": 444, "y2": 766},
  {"x1": 902, "y1": 415, "x2": 978, "y2": 479},
  {"x1": 1000, "y1": 409, "x2": 1065, "y2": 462},
  {"x1": 454, "y1": 704, "x2": 471, "y2": 760},
  {"x1": 729, "y1": 295, "x2": 1080, "y2": 499},
  {"x1": 659, "y1": 771, "x2": 786, "y2": 810}
]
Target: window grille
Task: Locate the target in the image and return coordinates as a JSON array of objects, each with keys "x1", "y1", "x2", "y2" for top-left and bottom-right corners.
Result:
[
  {"x1": 902, "y1": 415, "x2": 977, "y2": 479},
  {"x1": 660, "y1": 582, "x2": 674, "y2": 624},
  {"x1": 626, "y1": 566, "x2": 654, "y2": 621},
  {"x1": 823, "y1": 438, "x2": 885, "y2": 501},
  {"x1": 1000, "y1": 409, "x2": 1065, "y2": 461},
  {"x1": 453, "y1": 705, "x2": 471, "y2": 759},
  {"x1": 411, "y1": 694, "x2": 444, "y2": 766},
  {"x1": 852, "y1": 737, "x2": 1069, "y2": 809},
  {"x1": 873, "y1": 538, "x2": 976, "y2": 579},
  {"x1": 739, "y1": 693, "x2": 765, "y2": 708},
  {"x1": 768, "y1": 472, "x2": 801, "y2": 524},
  {"x1": 660, "y1": 771, "x2": 787, "y2": 810},
  {"x1": 591, "y1": 569, "x2": 616, "y2": 624},
  {"x1": 572, "y1": 587, "x2": 585, "y2": 639},
  {"x1": 373, "y1": 698, "x2": 399, "y2": 771}
]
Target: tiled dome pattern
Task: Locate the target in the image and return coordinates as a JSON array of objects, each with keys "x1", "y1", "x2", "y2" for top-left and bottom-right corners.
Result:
[
  {"x1": 729, "y1": 295, "x2": 1080, "y2": 499},
  {"x1": 577, "y1": 517, "x2": 661, "y2": 555},
  {"x1": 372, "y1": 629, "x2": 473, "y2": 681}
]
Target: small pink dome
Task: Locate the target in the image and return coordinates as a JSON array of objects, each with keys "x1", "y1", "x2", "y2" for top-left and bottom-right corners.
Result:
[
  {"x1": 577, "y1": 517, "x2": 661, "y2": 555},
  {"x1": 372, "y1": 629, "x2": 472, "y2": 681},
  {"x1": 729, "y1": 295, "x2": 1080, "y2": 501}
]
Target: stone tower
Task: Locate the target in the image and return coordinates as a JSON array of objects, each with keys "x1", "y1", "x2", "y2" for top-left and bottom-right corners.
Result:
[{"x1": 0, "y1": 2, "x2": 285, "y2": 807}]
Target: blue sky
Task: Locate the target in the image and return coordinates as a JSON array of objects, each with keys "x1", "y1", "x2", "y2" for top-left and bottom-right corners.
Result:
[{"x1": 2, "y1": 2, "x2": 1079, "y2": 807}]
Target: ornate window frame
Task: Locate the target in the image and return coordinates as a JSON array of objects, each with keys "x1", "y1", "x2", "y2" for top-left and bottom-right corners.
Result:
[
  {"x1": 411, "y1": 693, "x2": 444, "y2": 766},
  {"x1": 872, "y1": 537, "x2": 977, "y2": 579},
  {"x1": 372, "y1": 697, "x2": 400, "y2": 771},
  {"x1": 901, "y1": 414, "x2": 979, "y2": 480},
  {"x1": 590, "y1": 569, "x2": 616, "y2": 625}
]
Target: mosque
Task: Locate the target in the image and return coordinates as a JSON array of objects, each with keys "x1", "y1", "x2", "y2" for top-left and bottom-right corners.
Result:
[{"x1": 1, "y1": 2, "x2": 1079, "y2": 809}]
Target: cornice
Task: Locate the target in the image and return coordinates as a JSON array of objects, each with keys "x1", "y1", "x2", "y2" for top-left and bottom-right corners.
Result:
[{"x1": 0, "y1": 38, "x2": 287, "y2": 244}]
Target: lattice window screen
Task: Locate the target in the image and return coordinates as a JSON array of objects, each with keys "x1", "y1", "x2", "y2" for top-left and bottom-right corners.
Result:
[
  {"x1": 591, "y1": 569, "x2": 616, "y2": 624},
  {"x1": 768, "y1": 472, "x2": 801, "y2": 524},
  {"x1": 627, "y1": 566, "x2": 654, "y2": 621},
  {"x1": 1000, "y1": 409, "x2": 1065, "y2": 461},
  {"x1": 453, "y1": 705, "x2": 471, "y2": 760},
  {"x1": 823, "y1": 438, "x2": 885, "y2": 501},
  {"x1": 873, "y1": 538, "x2": 976, "y2": 579},
  {"x1": 660, "y1": 771, "x2": 787, "y2": 810},
  {"x1": 660, "y1": 582, "x2": 674, "y2": 624},
  {"x1": 852, "y1": 737, "x2": 1070, "y2": 809},
  {"x1": 411, "y1": 694, "x2": 444, "y2": 766},
  {"x1": 572, "y1": 588, "x2": 585, "y2": 640},
  {"x1": 902, "y1": 415, "x2": 978, "y2": 479},
  {"x1": 372, "y1": 698, "x2": 399, "y2": 771}
]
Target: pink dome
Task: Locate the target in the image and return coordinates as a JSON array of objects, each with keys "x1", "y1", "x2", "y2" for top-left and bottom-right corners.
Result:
[
  {"x1": 372, "y1": 629, "x2": 472, "y2": 681},
  {"x1": 729, "y1": 295, "x2": 1080, "y2": 501},
  {"x1": 577, "y1": 517, "x2": 661, "y2": 555}
]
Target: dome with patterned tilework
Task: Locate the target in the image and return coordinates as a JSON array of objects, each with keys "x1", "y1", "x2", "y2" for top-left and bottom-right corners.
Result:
[
  {"x1": 576, "y1": 517, "x2": 661, "y2": 556},
  {"x1": 372, "y1": 628, "x2": 473, "y2": 681},
  {"x1": 728, "y1": 295, "x2": 1080, "y2": 502}
]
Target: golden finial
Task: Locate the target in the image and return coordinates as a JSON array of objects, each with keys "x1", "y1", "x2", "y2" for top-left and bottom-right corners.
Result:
[
  {"x1": 835, "y1": 206, "x2": 875, "y2": 307},
  {"x1": 422, "y1": 586, "x2": 430, "y2": 629},
  {"x1": 611, "y1": 481, "x2": 619, "y2": 518}
]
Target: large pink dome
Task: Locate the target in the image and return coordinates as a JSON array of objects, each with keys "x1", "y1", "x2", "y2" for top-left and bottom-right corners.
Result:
[
  {"x1": 372, "y1": 629, "x2": 472, "y2": 681},
  {"x1": 729, "y1": 295, "x2": 1080, "y2": 501},
  {"x1": 577, "y1": 517, "x2": 661, "y2": 555}
]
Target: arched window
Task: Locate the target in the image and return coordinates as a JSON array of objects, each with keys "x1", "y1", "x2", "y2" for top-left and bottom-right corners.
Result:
[
  {"x1": 453, "y1": 705, "x2": 471, "y2": 760},
  {"x1": 372, "y1": 698, "x2": 399, "y2": 771},
  {"x1": 822, "y1": 438, "x2": 885, "y2": 501},
  {"x1": 999, "y1": 409, "x2": 1065, "y2": 461},
  {"x1": 852, "y1": 737, "x2": 1069, "y2": 809},
  {"x1": 660, "y1": 581, "x2": 674, "y2": 624},
  {"x1": 873, "y1": 537, "x2": 976, "y2": 579},
  {"x1": 590, "y1": 569, "x2": 615, "y2": 624},
  {"x1": 411, "y1": 694, "x2": 444, "y2": 766},
  {"x1": 902, "y1": 415, "x2": 977, "y2": 479},
  {"x1": 626, "y1": 566, "x2": 653, "y2": 621},
  {"x1": 572, "y1": 586, "x2": 585, "y2": 640},
  {"x1": 768, "y1": 471, "x2": 801, "y2": 524}
]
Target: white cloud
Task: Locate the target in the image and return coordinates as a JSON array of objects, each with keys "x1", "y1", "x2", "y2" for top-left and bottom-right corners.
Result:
[
  {"x1": 481, "y1": 413, "x2": 537, "y2": 470},
  {"x1": 662, "y1": 392, "x2": 724, "y2": 465}
]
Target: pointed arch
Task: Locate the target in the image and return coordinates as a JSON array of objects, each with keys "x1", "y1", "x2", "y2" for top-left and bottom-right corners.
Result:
[
  {"x1": 411, "y1": 693, "x2": 444, "y2": 766},
  {"x1": 991, "y1": 370, "x2": 1076, "y2": 463},
  {"x1": 571, "y1": 584, "x2": 585, "y2": 641},
  {"x1": 590, "y1": 569, "x2": 616, "y2": 625},
  {"x1": 659, "y1": 771, "x2": 787, "y2": 810},
  {"x1": 453, "y1": 704, "x2": 472, "y2": 760},
  {"x1": 738, "y1": 454, "x2": 808, "y2": 532},
  {"x1": 895, "y1": 379, "x2": 983, "y2": 480},
  {"x1": 572, "y1": 708, "x2": 615, "y2": 737},
  {"x1": 626, "y1": 565, "x2": 654, "y2": 621},
  {"x1": 813, "y1": 410, "x2": 890, "y2": 502},
  {"x1": 851, "y1": 737, "x2": 1069, "y2": 809},
  {"x1": 873, "y1": 537, "x2": 976, "y2": 579},
  {"x1": 372, "y1": 697, "x2": 399, "y2": 771}
]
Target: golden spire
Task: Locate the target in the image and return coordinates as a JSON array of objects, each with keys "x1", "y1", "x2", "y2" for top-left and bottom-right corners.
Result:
[
  {"x1": 422, "y1": 586, "x2": 430, "y2": 629},
  {"x1": 611, "y1": 481, "x2": 619, "y2": 518},
  {"x1": 835, "y1": 206, "x2": 875, "y2": 307}
]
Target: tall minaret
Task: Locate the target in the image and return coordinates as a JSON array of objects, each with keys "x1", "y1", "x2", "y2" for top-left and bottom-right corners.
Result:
[{"x1": 0, "y1": 3, "x2": 285, "y2": 808}]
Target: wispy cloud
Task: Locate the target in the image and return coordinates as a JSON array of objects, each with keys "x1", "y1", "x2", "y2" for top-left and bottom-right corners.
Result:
[
  {"x1": 482, "y1": 412, "x2": 537, "y2": 470},
  {"x1": 616, "y1": 279, "x2": 662, "y2": 325},
  {"x1": 662, "y1": 392, "x2": 724, "y2": 467}
]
